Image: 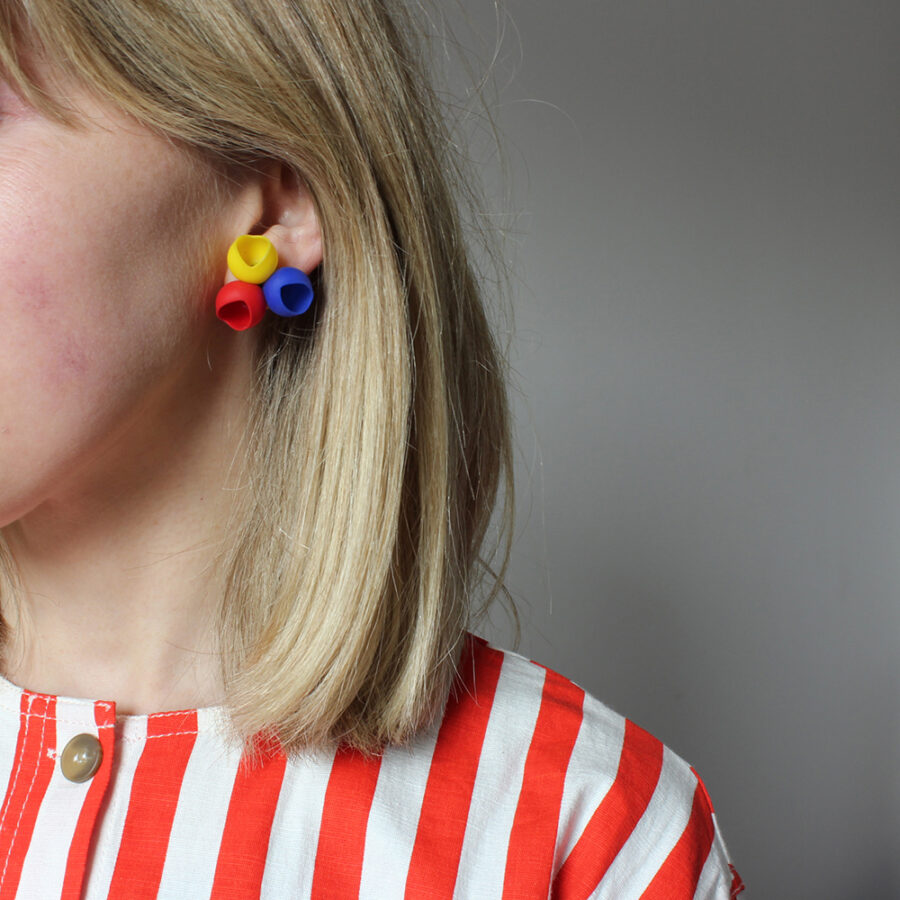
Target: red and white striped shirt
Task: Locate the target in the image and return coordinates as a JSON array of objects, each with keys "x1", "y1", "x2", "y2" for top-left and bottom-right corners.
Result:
[{"x1": 0, "y1": 634, "x2": 743, "y2": 898}]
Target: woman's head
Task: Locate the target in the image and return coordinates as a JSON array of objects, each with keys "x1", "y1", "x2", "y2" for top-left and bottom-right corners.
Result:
[
  {"x1": 0, "y1": 0, "x2": 512, "y2": 752},
  {"x1": 0, "y1": 73, "x2": 275, "y2": 527}
]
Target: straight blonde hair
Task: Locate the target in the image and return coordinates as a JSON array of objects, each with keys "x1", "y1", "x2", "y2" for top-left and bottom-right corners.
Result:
[{"x1": 0, "y1": 0, "x2": 513, "y2": 753}]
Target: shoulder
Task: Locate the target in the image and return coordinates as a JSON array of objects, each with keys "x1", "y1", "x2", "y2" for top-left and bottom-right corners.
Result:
[{"x1": 440, "y1": 634, "x2": 744, "y2": 899}]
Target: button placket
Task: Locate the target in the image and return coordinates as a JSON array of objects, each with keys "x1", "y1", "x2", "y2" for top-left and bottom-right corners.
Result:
[{"x1": 11, "y1": 694, "x2": 117, "y2": 895}]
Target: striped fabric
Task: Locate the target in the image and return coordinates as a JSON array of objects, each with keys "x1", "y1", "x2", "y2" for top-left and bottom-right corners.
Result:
[{"x1": 0, "y1": 635, "x2": 743, "y2": 899}]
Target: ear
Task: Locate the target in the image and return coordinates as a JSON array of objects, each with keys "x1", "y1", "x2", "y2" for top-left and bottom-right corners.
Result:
[{"x1": 254, "y1": 163, "x2": 323, "y2": 277}]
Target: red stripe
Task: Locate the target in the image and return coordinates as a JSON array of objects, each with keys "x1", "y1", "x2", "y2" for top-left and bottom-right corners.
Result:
[
  {"x1": 552, "y1": 719, "x2": 664, "y2": 899},
  {"x1": 0, "y1": 693, "x2": 57, "y2": 898},
  {"x1": 404, "y1": 636, "x2": 504, "y2": 898},
  {"x1": 209, "y1": 735, "x2": 288, "y2": 897},
  {"x1": 310, "y1": 746, "x2": 383, "y2": 898},
  {"x1": 502, "y1": 667, "x2": 585, "y2": 899},
  {"x1": 61, "y1": 700, "x2": 117, "y2": 900},
  {"x1": 640, "y1": 779, "x2": 716, "y2": 899},
  {"x1": 107, "y1": 710, "x2": 199, "y2": 898}
]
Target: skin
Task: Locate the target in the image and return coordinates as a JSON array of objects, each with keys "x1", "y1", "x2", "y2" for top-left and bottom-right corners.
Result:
[{"x1": 0, "y1": 75, "x2": 322, "y2": 713}]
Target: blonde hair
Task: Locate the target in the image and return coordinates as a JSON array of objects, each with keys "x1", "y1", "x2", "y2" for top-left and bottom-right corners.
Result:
[{"x1": 0, "y1": 0, "x2": 513, "y2": 752}]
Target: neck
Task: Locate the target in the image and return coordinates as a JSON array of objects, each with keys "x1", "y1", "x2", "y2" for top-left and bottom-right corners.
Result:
[{"x1": 0, "y1": 334, "x2": 256, "y2": 714}]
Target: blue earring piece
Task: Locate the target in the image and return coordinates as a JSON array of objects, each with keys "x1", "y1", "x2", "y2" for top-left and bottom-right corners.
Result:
[{"x1": 263, "y1": 267, "x2": 314, "y2": 317}]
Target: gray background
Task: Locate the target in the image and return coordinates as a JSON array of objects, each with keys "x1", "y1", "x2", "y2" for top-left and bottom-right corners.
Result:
[{"x1": 440, "y1": 2, "x2": 900, "y2": 898}]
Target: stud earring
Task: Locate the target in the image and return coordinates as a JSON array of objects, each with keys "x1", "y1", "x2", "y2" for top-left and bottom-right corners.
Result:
[{"x1": 215, "y1": 234, "x2": 316, "y2": 330}]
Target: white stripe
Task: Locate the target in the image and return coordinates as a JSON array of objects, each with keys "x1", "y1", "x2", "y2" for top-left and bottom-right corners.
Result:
[
  {"x1": 0, "y1": 713, "x2": 19, "y2": 873},
  {"x1": 357, "y1": 719, "x2": 440, "y2": 898},
  {"x1": 0, "y1": 677, "x2": 24, "y2": 780},
  {"x1": 0, "y1": 694, "x2": 51, "y2": 897},
  {"x1": 259, "y1": 746, "x2": 337, "y2": 900},
  {"x1": 80, "y1": 713, "x2": 147, "y2": 899},
  {"x1": 453, "y1": 652, "x2": 546, "y2": 898},
  {"x1": 156, "y1": 707, "x2": 243, "y2": 899},
  {"x1": 599, "y1": 745, "x2": 696, "y2": 899},
  {"x1": 16, "y1": 698, "x2": 104, "y2": 898},
  {"x1": 0, "y1": 678, "x2": 26, "y2": 857},
  {"x1": 553, "y1": 694, "x2": 627, "y2": 876}
]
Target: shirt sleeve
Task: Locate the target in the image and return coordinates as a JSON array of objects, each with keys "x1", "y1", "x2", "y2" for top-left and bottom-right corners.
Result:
[{"x1": 552, "y1": 717, "x2": 744, "y2": 900}]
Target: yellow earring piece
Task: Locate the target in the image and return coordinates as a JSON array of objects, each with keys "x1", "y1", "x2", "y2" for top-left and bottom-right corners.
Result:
[{"x1": 227, "y1": 234, "x2": 279, "y2": 284}]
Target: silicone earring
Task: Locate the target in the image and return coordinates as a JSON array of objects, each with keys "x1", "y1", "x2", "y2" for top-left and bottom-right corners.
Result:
[
  {"x1": 227, "y1": 234, "x2": 279, "y2": 284},
  {"x1": 263, "y1": 267, "x2": 314, "y2": 317},
  {"x1": 215, "y1": 280, "x2": 266, "y2": 331}
]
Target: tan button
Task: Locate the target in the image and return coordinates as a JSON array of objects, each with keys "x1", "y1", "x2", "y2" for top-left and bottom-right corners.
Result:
[{"x1": 60, "y1": 733, "x2": 102, "y2": 783}]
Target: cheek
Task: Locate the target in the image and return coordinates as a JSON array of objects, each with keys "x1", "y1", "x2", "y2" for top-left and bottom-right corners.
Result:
[
  {"x1": 0, "y1": 192, "x2": 117, "y2": 401},
  {"x1": 0, "y1": 270, "x2": 116, "y2": 501},
  {"x1": 0, "y1": 250, "x2": 114, "y2": 405},
  {"x1": 0, "y1": 196, "x2": 198, "y2": 401},
  {"x1": 0, "y1": 246, "x2": 196, "y2": 525},
  {"x1": 13, "y1": 274, "x2": 90, "y2": 387},
  {"x1": 0, "y1": 123, "x2": 220, "y2": 524}
]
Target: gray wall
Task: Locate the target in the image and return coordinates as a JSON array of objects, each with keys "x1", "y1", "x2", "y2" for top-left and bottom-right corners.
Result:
[{"x1": 446, "y1": 2, "x2": 900, "y2": 898}]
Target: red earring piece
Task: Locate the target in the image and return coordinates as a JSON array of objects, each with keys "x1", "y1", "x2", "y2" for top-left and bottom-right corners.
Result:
[{"x1": 215, "y1": 280, "x2": 266, "y2": 331}]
